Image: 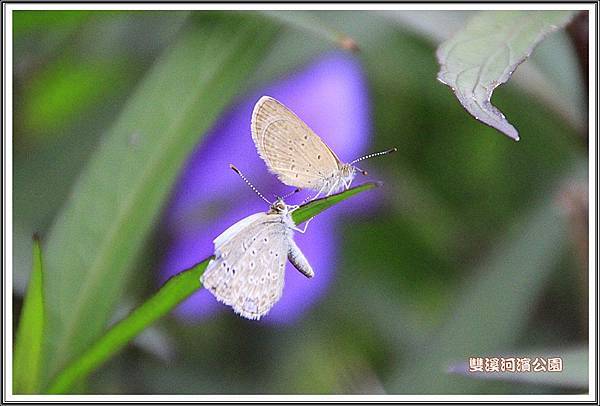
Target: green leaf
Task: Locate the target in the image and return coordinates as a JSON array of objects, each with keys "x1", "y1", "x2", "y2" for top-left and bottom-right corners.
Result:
[
  {"x1": 436, "y1": 11, "x2": 574, "y2": 141},
  {"x1": 42, "y1": 14, "x2": 279, "y2": 382},
  {"x1": 448, "y1": 346, "x2": 588, "y2": 389},
  {"x1": 14, "y1": 236, "x2": 45, "y2": 394},
  {"x1": 388, "y1": 198, "x2": 569, "y2": 393},
  {"x1": 46, "y1": 260, "x2": 209, "y2": 394},
  {"x1": 292, "y1": 182, "x2": 380, "y2": 225},
  {"x1": 45, "y1": 182, "x2": 376, "y2": 393}
]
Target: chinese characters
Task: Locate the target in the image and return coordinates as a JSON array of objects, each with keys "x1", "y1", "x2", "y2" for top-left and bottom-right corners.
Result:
[{"x1": 468, "y1": 357, "x2": 563, "y2": 373}]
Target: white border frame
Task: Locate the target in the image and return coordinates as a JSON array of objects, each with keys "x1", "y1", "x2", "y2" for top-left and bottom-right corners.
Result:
[{"x1": 3, "y1": 2, "x2": 597, "y2": 403}]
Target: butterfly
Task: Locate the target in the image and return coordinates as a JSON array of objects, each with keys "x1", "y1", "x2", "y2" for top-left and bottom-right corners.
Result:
[
  {"x1": 252, "y1": 96, "x2": 396, "y2": 199},
  {"x1": 201, "y1": 165, "x2": 313, "y2": 320}
]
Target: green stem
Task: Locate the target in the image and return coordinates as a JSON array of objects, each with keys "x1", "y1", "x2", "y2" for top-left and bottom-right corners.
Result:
[
  {"x1": 45, "y1": 182, "x2": 379, "y2": 393},
  {"x1": 46, "y1": 260, "x2": 209, "y2": 394}
]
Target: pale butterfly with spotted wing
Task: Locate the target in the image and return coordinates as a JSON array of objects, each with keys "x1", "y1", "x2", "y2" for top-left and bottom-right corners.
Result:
[
  {"x1": 201, "y1": 165, "x2": 313, "y2": 320},
  {"x1": 252, "y1": 96, "x2": 396, "y2": 200}
]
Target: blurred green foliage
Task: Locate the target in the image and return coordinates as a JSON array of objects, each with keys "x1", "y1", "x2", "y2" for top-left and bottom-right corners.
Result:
[
  {"x1": 21, "y1": 51, "x2": 130, "y2": 137},
  {"x1": 45, "y1": 183, "x2": 377, "y2": 394},
  {"x1": 12, "y1": 10, "x2": 588, "y2": 394},
  {"x1": 13, "y1": 238, "x2": 45, "y2": 394}
]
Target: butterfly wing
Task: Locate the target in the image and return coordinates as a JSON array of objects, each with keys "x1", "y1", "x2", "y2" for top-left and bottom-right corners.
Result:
[
  {"x1": 201, "y1": 213, "x2": 289, "y2": 320},
  {"x1": 251, "y1": 96, "x2": 342, "y2": 191}
]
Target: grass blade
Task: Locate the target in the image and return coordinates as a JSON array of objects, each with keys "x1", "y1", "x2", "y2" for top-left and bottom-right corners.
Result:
[
  {"x1": 292, "y1": 182, "x2": 380, "y2": 225},
  {"x1": 14, "y1": 236, "x2": 45, "y2": 394},
  {"x1": 42, "y1": 14, "x2": 279, "y2": 381},
  {"x1": 45, "y1": 183, "x2": 376, "y2": 393},
  {"x1": 46, "y1": 260, "x2": 209, "y2": 394}
]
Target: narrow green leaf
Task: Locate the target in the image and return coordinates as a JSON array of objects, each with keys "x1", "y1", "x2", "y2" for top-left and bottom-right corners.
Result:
[
  {"x1": 14, "y1": 236, "x2": 45, "y2": 394},
  {"x1": 43, "y1": 14, "x2": 279, "y2": 381},
  {"x1": 46, "y1": 260, "x2": 209, "y2": 394},
  {"x1": 45, "y1": 183, "x2": 376, "y2": 393},
  {"x1": 292, "y1": 182, "x2": 380, "y2": 225},
  {"x1": 448, "y1": 346, "x2": 588, "y2": 389},
  {"x1": 437, "y1": 11, "x2": 574, "y2": 140}
]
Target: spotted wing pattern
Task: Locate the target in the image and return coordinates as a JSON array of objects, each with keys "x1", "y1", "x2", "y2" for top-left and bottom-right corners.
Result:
[
  {"x1": 251, "y1": 96, "x2": 341, "y2": 191},
  {"x1": 201, "y1": 213, "x2": 290, "y2": 320}
]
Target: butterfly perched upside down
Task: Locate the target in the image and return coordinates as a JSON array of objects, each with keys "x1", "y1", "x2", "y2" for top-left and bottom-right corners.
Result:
[{"x1": 201, "y1": 167, "x2": 313, "y2": 320}]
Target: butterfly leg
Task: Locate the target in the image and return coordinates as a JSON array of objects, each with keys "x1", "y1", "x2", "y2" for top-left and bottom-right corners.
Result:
[
  {"x1": 298, "y1": 193, "x2": 313, "y2": 206},
  {"x1": 282, "y1": 187, "x2": 301, "y2": 200},
  {"x1": 326, "y1": 178, "x2": 340, "y2": 196},
  {"x1": 309, "y1": 183, "x2": 328, "y2": 201},
  {"x1": 287, "y1": 205, "x2": 311, "y2": 233},
  {"x1": 292, "y1": 220, "x2": 311, "y2": 234}
]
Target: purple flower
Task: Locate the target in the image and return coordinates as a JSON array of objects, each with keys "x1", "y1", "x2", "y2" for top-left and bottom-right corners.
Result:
[{"x1": 160, "y1": 52, "x2": 373, "y2": 323}]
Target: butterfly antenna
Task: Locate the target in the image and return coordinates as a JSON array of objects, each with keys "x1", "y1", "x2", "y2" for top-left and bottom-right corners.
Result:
[
  {"x1": 230, "y1": 164, "x2": 271, "y2": 205},
  {"x1": 350, "y1": 147, "x2": 398, "y2": 165},
  {"x1": 354, "y1": 166, "x2": 368, "y2": 176},
  {"x1": 272, "y1": 188, "x2": 300, "y2": 201}
]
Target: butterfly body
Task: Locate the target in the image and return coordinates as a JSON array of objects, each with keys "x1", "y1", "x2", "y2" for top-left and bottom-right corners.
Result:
[
  {"x1": 201, "y1": 198, "x2": 313, "y2": 320},
  {"x1": 326, "y1": 162, "x2": 356, "y2": 195}
]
